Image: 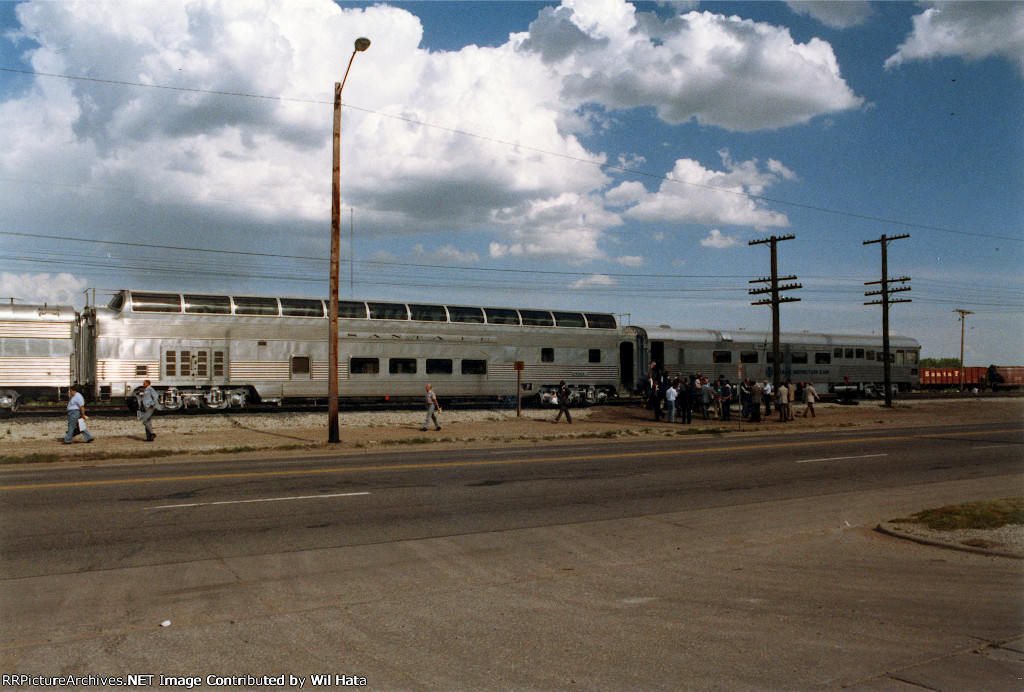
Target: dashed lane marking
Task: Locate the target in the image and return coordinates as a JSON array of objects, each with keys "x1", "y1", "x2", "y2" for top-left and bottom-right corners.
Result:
[
  {"x1": 149, "y1": 491, "x2": 371, "y2": 510},
  {"x1": 795, "y1": 453, "x2": 887, "y2": 464}
]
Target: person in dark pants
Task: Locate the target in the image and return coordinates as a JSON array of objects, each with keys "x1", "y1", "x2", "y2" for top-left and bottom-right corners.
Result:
[
  {"x1": 553, "y1": 381, "x2": 572, "y2": 424},
  {"x1": 749, "y1": 380, "x2": 762, "y2": 422},
  {"x1": 719, "y1": 379, "x2": 732, "y2": 421},
  {"x1": 139, "y1": 379, "x2": 158, "y2": 441},
  {"x1": 678, "y1": 379, "x2": 692, "y2": 424},
  {"x1": 653, "y1": 377, "x2": 665, "y2": 421}
]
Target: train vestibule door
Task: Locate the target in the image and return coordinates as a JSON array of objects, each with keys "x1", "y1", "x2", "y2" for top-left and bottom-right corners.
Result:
[
  {"x1": 162, "y1": 347, "x2": 226, "y2": 381},
  {"x1": 619, "y1": 342, "x2": 634, "y2": 393},
  {"x1": 650, "y1": 341, "x2": 665, "y2": 375}
]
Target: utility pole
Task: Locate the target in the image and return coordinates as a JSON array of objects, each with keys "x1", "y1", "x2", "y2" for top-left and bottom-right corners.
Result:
[
  {"x1": 329, "y1": 37, "x2": 371, "y2": 444},
  {"x1": 954, "y1": 309, "x2": 973, "y2": 391},
  {"x1": 350, "y1": 207, "x2": 355, "y2": 298},
  {"x1": 864, "y1": 233, "x2": 911, "y2": 407},
  {"x1": 748, "y1": 234, "x2": 801, "y2": 396}
]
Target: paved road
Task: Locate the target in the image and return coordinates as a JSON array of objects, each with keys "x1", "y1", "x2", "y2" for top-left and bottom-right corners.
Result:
[{"x1": 1, "y1": 422, "x2": 1022, "y2": 690}]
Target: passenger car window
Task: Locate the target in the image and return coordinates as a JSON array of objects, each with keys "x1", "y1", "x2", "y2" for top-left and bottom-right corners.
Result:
[
  {"x1": 409, "y1": 304, "x2": 447, "y2": 322},
  {"x1": 184, "y1": 295, "x2": 231, "y2": 314},
  {"x1": 350, "y1": 358, "x2": 379, "y2": 374},
  {"x1": 461, "y1": 359, "x2": 487, "y2": 375},
  {"x1": 234, "y1": 296, "x2": 279, "y2": 316},
  {"x1": 337, "y1": 301, "x2": 367, "y2": 319},
  {"x1": 552, "y1": 311, "x2": 585, "y2": 328},
  {"x1": 280, "y1": 298, "x2": 324, "y2": 317},
  {"x1": 426, "y1": 359, "x2": 453, "y2": 374},
  {"x1": 132, "y1": 292, "x2": 182, "y2": 313},
  {"x1": 389, "y1": 358, "x2": 417, "y2": 374},
  {"x1": 485, "y1": 308, "x2": 520, "y2": 325},
  {"x1": 448, "y1": 306, "x2": 485, "y2": 324},
  {"x1": 519, "y1": 310, "x2": 554, "y2": 327},
  {"x1": 584, "y1": 313, "x2": 616, "y2": 329},
  {"x1": 367, "y1": 302, "x2": 408, "y2": 320}
]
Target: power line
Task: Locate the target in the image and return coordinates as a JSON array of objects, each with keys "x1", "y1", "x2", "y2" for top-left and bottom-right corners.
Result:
[{"x1": 3, "y1": 66, "x2": 1020, "y2": 244}]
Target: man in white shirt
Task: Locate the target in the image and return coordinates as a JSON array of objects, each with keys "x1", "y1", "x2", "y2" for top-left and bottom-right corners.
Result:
[
  {"x1": 665, "y1": 381, "x2": 678, "y2": 423},
  {"x1": 63, "y1": 384, "x2": 94, "y2": 444},
  {"x1": 422, "y1": 383, "x2": 442, "y2": 431}
]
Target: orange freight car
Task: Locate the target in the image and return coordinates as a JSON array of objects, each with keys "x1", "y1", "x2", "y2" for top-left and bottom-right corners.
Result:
[
  {"x1": 919, "y1": 366, "x2": 1023, "y2": 390},
  {"x1": 918, "y1": 367, "x2": 985, "y2": 387}
]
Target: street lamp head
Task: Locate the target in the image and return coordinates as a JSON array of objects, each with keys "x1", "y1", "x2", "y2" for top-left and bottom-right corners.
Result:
[{"x1": 354, "y1": 37, "x2": 371, "y2": 52}]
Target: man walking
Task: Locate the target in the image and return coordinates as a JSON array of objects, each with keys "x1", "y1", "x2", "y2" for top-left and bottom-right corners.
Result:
[
  {"x1": 554, "y1": 381, "x2": 573, "y2": 424},
  {"x1": 777, "y1": 381, "x2": 790, "y2": 423},
  {"x1": 422, "y1": 383, "x2": 442, "y2": 431},
  {"x1": 802, "y1": 382, "x2": 819, "y2": 418},
  {"x1": 63, "y1": 384, "x2": 94, "y2": 444},
  {"x1": 139, "y1": 379, "x2": 158, "y2": 441}
]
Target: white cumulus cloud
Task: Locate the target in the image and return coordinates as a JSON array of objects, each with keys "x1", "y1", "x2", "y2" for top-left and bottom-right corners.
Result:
[
  {"x1": 0, "y1": 272, "x2": 89, "y2": 306},
  {"x1": 571, "y1": 274, "x2": 615, "y2": 289},
  {"x1": 785, "y1": 2, "x2": 874, "y2": 29},
  {"x1": 610, "y1": 153, "x2": 791, "y2": 229},
  {"x1": 518, "y1": 4, "x2": 864, "y2": 131},
  {"x1": 0, "y1": 0, "x2": 857, "y2": 275},
  {"x1": 700, "y1": 229, "x2": 740, "y2": 249},
  {"x1": 886, "y1": 2, "x2": 1024, "y2": 75}
]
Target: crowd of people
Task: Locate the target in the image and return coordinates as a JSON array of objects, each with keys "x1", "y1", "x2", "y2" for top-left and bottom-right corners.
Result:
[{"x1": 640, "y1": 364, "x2": 819, "y2": 424}]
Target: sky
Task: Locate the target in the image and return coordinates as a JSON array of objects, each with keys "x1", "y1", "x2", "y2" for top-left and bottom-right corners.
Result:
[{"x1": 0, "y1": 0, "x2": 1021, "y2": 365}]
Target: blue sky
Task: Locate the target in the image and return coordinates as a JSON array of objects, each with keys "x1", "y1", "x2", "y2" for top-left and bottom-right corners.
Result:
[{"x1": 1, "y1": 0, "x2": 1021, "y2": 364}]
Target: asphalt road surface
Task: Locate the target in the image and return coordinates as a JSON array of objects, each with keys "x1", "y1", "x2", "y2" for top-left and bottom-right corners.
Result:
[{"x1": 2, "y1": 421, "x2": 1022, "y2": 690}]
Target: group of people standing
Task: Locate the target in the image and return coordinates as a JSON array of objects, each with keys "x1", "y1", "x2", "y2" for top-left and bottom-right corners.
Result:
[{"x1": 641, "y1": 367, "x2": 818, "y2": 424}]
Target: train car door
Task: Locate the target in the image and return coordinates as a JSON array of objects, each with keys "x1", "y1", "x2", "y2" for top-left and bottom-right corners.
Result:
[
  {"x1": 650, "y1": 341, "x2": 664, "y2": 375},
  {"x1": 162, "y1": 347, "x2": 226, "y2": 382},
  {"x1": 619, "y1": 341, "x2": 634, "y2": 393}
]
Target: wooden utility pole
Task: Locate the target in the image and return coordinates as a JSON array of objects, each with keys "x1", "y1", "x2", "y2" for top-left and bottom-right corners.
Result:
[
  {"x1": 954, "y1": 309, "x2": 973, "y2": 391},
  {"x1": 748, "y1": 234, "x2": 801, "y2": 395},
  {"x1": 864, "y1": 233, "x2": 911, "y2": 407},
  {"x1": 329, "y1": 38, "x2": 371, "y2": 444},
  {"x1": 329, "y1": 81, "x2": 342, "y2": 444}
]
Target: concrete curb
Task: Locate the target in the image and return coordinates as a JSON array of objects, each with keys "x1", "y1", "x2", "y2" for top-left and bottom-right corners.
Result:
[{"x1": 875, "y1": 522, "x2": 1024, "y2": 560}]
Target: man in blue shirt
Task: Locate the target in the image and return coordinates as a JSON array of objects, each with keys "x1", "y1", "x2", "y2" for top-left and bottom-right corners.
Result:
[
  {"x1": 63, "y1": 384, "x2": 94, "y2": 444},
  {"x1": 139, "y1": 379, "x2": 159, "y2": 441}
]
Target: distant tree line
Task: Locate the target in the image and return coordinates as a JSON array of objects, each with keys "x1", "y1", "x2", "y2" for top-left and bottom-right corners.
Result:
[{"x1": 919, "y1": 358, "x2": 962, "y2": 367}]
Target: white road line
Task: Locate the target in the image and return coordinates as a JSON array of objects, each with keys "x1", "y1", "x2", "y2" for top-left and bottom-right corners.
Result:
[
  {"x1": 150, "y1": 491, "x2": 370, "y2": 510},
  {"x1": 795, "y1": 453, "x2": 887, "y2": 464}
]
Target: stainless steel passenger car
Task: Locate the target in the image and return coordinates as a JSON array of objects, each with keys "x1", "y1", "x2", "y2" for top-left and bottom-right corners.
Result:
[
  {"x1": 0, "y1": 302, "x2": 80, "y2": 414},
  {"x1": 82, "y1": 290, "x2": 632, "y2": 410},
  {"x1": 637, "y1": 326, "x2": 921, "y2": 395}
]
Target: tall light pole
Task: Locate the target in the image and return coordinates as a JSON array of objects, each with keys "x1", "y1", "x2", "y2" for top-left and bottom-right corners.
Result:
[
  {"x1": 329, "y1": 37, "x2": 370, "y2": 444},
  {"x1": 954, "y1": 309, "x2": 973, "y2": 392}
]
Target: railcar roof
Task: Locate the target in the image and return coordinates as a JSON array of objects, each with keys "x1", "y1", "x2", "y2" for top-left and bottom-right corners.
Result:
[
  {"x1": 0, "y1": 302, "x2": 76, "y2": 321},
  {"x1": 109, "y1": 290, "x2": 618, "y2": 328},
  {"x1": 639, "y1": 326, "x2": 920, "y2": 348}
]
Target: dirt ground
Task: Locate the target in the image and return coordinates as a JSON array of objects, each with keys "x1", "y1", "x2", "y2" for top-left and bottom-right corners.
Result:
[{"x1": 2, "y1": 395, "x2": 1021, "y2": 466}]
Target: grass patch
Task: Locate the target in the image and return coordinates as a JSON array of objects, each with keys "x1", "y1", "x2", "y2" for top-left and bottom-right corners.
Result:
[
  {"x1": 897, "y1": 497, "x2": 1024, "y2": 531},
  {"x1": 0, "y1": 452, "x2": 62, "y2": 465},
  {"x1": 674, "y1": 427, "x2": 729, "y2": 436}
]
